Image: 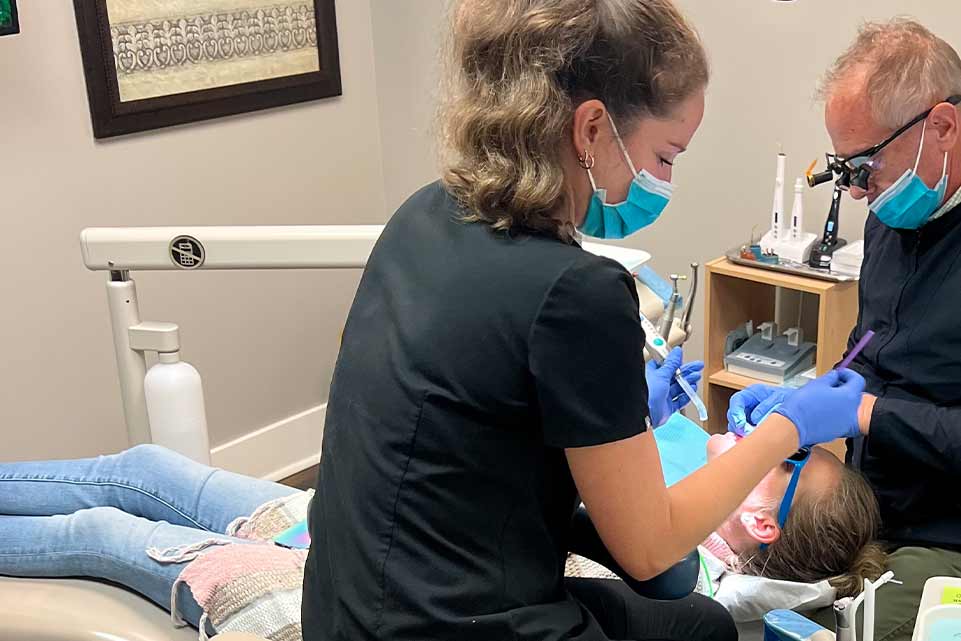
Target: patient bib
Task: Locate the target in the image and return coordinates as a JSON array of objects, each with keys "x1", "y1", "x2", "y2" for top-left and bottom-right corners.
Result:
[{"x1": 652, "y1": 412, "x2": 709, "y2": 486}]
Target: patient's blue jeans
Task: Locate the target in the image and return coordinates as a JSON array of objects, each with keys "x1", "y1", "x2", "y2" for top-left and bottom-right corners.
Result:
[{"x1": 0, "y1": 444, "x2": 300, "y2": 629}]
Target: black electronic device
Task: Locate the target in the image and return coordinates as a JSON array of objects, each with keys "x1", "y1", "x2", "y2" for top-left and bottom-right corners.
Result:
[{"x1": 808, "y1": 184, "x2": 847, "y2": 270}]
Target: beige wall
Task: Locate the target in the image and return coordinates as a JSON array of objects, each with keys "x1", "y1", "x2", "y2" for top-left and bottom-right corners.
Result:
[
  {"x1": 370, "y1": 0, "x2": 448, "y2": 212},
  {"x1": 369, "y1": 0, "x2": 961, "y2": 364},
  {"x1": 644, "y1": 0, "x2": 961, "y2": 362},
  {"x1": 5, "y1": 1, "x2": 960, "y2": 462},
  {"x1": 0, "y1": 1, "x2": 386, "y2": 460}
]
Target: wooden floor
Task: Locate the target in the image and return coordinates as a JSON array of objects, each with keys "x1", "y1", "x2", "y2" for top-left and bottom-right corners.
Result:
[{"x1": 279, "y1": 464, "x2": 318, "y2": 491}]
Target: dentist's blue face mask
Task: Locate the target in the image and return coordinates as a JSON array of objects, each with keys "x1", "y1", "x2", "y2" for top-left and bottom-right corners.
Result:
[
  {"x1": 870, "y1": 120, "x2": 950, "y2": 230},
  {"x1": 578, "y1": 115, "x2": 674, "y2": 240}
]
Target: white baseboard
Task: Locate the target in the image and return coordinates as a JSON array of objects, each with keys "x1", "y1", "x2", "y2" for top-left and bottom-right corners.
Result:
[{"x1": 210, "y1": 404, "x2": 326, "y2": 481}]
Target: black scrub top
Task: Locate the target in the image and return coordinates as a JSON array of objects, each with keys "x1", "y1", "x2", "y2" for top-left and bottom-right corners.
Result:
[
  {"x1": 846, "y1": 202, "x2": 961, "y2": 549},
  {"x1": 303, "y1": 182, "x2": 650, "y2": 641}
]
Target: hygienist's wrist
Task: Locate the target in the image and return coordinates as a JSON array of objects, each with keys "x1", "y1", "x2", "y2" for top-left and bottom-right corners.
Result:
[
  {"x1": 754, "y1": 413, "x2": 801, "y2": 457},
  {"x1": 858, "y1": 393, "x2": 877, "y2": 435}
]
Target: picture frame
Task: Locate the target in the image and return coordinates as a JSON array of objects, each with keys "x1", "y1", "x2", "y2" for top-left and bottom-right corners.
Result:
[
  {"x1": 0, "y1": 0, "x2": 19, "y2": 37},
  {"x1": 73, "y1": 1, "x2": 342, "y2": 139}
]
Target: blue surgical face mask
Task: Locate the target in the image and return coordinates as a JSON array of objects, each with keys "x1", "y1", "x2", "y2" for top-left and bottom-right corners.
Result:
[
  {"x1": 870, "y1": 120, "x2": 949, "y2": 230},
  {"x1": 578, "y1": 115, "x2": 674, "y2": 240}
]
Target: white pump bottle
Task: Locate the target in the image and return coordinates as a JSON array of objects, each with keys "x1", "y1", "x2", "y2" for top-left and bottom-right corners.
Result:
[{"x1": 144, "y1": 351, "x2": 211, "y2": 464}]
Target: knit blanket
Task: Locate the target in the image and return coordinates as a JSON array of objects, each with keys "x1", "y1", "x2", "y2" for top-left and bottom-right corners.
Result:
[
  {"x1": 179, "y1": 543, "x2": 307, "y2": 641},
  {"x1": 153, "y1": 489, "x2": 614, "y2": 641},
  {"x1": 149, "y1": 490, "x2": 313, "y2": 641},
  {"x1": 564, "y1": 554, "x2": 619, "y2": 581}
]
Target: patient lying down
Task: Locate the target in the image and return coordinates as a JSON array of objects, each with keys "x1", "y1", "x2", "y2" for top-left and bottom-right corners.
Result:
[
  {"x1": 0, "y1": 418, "x2": 883, "y2": 639},
  {"x1": 569, "y1": 414, "x2": 885, "y2": 619}
]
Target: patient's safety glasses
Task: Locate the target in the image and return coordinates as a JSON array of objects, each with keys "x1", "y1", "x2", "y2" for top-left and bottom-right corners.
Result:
[
  {"x1": 760, "y1": 447, "x2": 811, "y2": 551},
  {"x1": 808, "y1": 95, "x2": 961, "y2": 191}
]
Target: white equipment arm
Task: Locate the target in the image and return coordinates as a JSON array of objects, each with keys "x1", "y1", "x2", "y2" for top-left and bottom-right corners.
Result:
[
  {"x1": 81, "y1": 225, "x2": 669, "y2": 451},
  {"x1": 81, "y1": 225, "x2": 386, "y2": 271},
  {"x1": 82, "y1": 225, "x2": 386, "y2": 450}
]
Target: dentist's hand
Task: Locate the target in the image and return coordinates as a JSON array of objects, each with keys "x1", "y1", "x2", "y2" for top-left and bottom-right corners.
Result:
[
  {"x1": 727, "y1": 384, "x2": 795, "y2": 436},
  {"x1": 646, "y1": 347, "x2": 704, "y2": 428},
  {"x1": 773, "y1": 369, "x2": 866, "y2": 448}
]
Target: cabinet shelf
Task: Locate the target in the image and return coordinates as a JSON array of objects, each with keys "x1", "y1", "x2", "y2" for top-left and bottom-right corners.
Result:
[
  {"x1": 707, "y1": 370, "x2": 762, "y2": 392},
  {"x1": 702, "y1": 257, "x2": 859, "y2": 437}
]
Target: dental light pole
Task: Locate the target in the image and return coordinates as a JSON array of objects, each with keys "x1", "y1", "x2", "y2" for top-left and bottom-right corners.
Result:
[
  {"x1": 81, "y1": 225, "x2": 386, "y2": 462},
  {"x1": 81, "y1": 226, "x2": 658, "y2": 464}
]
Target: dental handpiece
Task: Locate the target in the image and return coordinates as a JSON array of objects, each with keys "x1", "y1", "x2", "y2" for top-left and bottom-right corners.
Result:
[
  {"x1": 680, "y1": 263, "x2": 699, "y2": 337},
  {"x1": 640, "y1": 312, "x2": 709, "y2": 422},
  {"x1": 833, "y1": 598, "x2": 855, "y2": 641},
  {"x1": 658, "y1": 274, "x2": 685, "y2": 340},
  {"x1": 832, "y1": 571, "x2": 897, "y2": 641}
]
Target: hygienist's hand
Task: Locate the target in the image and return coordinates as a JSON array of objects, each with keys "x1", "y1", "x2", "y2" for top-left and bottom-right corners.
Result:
[
  {"x1": 773, "y1": 369, "x2": 866, "y2": 448},
  {"x1": 727, "y1": 384, "x2": 794, "y2": 436},
  {"x1": 645, "y1": 347, "x2": 704, "y2": 428}
]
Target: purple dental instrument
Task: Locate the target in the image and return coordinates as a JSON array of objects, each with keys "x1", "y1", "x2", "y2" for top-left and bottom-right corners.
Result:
[
  {"x1": 837, "y1": 330, "x2": 875, "y2": 371},
  {"x1": 736, "y1": 329, "x2": 876, "y2": 438}
]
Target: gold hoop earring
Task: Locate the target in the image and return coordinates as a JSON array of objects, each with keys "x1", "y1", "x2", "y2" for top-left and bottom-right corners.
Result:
[{"x1": 578, "y1": 149, "x2": 595, "y2": 170}]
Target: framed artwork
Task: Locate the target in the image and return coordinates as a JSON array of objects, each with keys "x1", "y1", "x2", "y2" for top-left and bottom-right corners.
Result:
[
  {"x1": 0, "y1": 0, "x2": 19, "y2": 37},
  {"x1": 73, "y1": 1, "x2": 341, "y2": 138}
]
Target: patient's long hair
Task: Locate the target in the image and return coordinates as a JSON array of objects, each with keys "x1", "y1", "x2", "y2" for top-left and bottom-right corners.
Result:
[{"x1": 739, "y1": 463, "x2": 886, "y2": 598}]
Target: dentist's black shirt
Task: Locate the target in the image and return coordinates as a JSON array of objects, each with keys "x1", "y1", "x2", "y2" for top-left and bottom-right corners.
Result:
[
  {"x1": 303, "y1": 182, "x2": 649, "y2": 641},
  {"x1": 846, "y1": 201, "x2": 961, "y2": 550}
]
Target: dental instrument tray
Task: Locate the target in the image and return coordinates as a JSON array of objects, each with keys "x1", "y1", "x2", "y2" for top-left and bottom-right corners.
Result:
[{"x1": 724, "y1": 247, "x2": 858, "y2": 283}]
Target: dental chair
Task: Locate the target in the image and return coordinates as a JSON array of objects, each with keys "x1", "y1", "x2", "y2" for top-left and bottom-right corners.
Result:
[
  {"x1": 0, "y1": 575, "x2": 206, "y2": 641},
  {"x1": 0, "y1": 511, "x2": 699, "y2": 641}
]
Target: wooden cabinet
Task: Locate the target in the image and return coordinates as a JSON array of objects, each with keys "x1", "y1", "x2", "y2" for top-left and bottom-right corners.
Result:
[{"x1": 702, "y1": 258, "x2": 859, "y2": 456}]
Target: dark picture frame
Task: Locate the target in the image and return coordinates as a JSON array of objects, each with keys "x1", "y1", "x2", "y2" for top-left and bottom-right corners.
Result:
[
  {"x1": 0, "y1": 0, "x2": 20, "y2": 37},
  {"x1": 73, "y1": 1, "x2": 342, "y2": 139}
]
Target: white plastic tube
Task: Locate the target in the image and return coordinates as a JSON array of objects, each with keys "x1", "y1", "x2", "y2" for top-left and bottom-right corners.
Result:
[
  {"x1": 675, "y1": 373, "x2": 708, "y2": 422},
  {"x1": 863, "y1": 577, "x2": 876, "y2": 641}
]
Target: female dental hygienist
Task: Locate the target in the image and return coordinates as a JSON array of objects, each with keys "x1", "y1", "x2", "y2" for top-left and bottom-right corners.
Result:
[{"x1": 302, "y1": 2, "x2": 866, "y2": 641}]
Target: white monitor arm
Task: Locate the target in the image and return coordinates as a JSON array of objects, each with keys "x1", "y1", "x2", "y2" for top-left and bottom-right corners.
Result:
[
  {"x1": 81, "y1": 225, "x2": 386, "y2": 451},
  {"x1": 81, "y1": 225, "x2": 680, "y2": 455}
]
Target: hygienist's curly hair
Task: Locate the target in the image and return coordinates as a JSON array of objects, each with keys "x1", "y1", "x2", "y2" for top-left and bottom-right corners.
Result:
[
  {"x1": 741, "y1": 463, "x2": 886, "y2": 599},
  {"x1": 438, "y1": 0, "x2": 709, "y2": 241}
]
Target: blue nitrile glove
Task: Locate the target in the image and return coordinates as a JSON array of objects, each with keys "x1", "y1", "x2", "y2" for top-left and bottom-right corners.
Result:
[
  {"x1": 646, "y1": 347, "x2": 704, "y2": 428},
  {"x1": 772, "y1": 369, "x2": 865, "y2": 448},
  {"x1": 727, "y1": 384, "x2": 795, "y2": 437}
]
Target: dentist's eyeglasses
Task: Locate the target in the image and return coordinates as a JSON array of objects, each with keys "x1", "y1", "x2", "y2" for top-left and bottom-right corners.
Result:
[{"x1": 808, "y1": 95, "x2": 961, "y2": 191}]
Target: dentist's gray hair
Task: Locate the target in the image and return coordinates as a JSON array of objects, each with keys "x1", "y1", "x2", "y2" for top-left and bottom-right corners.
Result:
[{"x1": 819, "y1": 18, "x2": 961, "y2": 130}]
